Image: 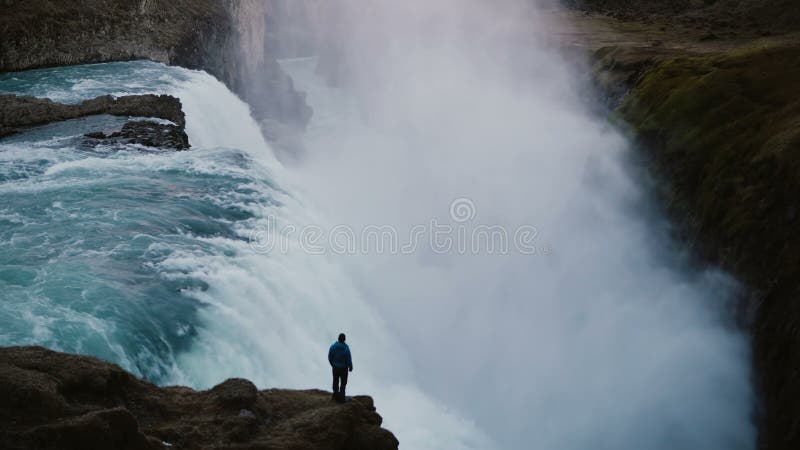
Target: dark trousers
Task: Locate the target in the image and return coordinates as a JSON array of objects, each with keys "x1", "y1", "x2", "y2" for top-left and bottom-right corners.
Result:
[{"x1": 332, "y1": 367, "x2": 348, "y2": 398}]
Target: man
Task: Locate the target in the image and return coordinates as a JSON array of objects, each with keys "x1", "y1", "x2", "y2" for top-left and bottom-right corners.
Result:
[{"x1": 328, "y1": 333, "x2": 353, "y2": 403}]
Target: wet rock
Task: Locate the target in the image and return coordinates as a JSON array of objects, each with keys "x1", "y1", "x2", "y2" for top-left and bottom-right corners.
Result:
[
  {"x1": 0, "y1": 346, "x2": 398, "y2": 450},
  {"x1": 0, "y1": 94, "x2": 185, "y2": 138},
  {"x1": 84, "y1": 121, "x2": 190, "y2": 151}
]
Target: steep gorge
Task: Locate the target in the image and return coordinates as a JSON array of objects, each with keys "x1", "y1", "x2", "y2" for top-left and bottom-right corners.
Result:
[{"x1": 564, "y1": 3, "x2": 800, "y2": 448}]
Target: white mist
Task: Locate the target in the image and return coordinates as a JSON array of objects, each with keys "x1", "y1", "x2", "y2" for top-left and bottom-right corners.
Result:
[{"x1": 277, "y1": 0, "x2": 755, "y2": 449}]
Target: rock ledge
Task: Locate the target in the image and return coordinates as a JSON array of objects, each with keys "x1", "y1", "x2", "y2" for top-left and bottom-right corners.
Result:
[
  {"x1": 0, "y1": 93, "x2": 185, "y2": 138},
  {"x1": 0, "y1": 346, "x2": 399, "y2": 450}
]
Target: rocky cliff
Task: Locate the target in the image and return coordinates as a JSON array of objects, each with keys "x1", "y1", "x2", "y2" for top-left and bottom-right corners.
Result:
[
  {"x1": 0, "y1": 346, "x2": 398, "y2": 450},
  {"x1": 563, "y1": 3, "x2": 800, "y2": 449},
  {"x1": 0, "y1": 0, "x2": 310, "y2": 131}
]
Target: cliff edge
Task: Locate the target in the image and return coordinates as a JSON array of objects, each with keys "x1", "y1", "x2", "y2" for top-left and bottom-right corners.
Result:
[{"x1": 0, "y1": 346, "x2": 398, "y2": 450}]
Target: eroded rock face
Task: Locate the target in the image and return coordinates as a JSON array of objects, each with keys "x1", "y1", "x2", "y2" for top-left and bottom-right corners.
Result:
[
  {"x1": 0, "y1": 0, "x2": 232, "y2": 77},
  {"x1": 0, "y1": 346, "x2": 399, "y2": 450},
  {"x1": 0, "y1": 93, "x2": 185, "y2": 138},
  {"x1": 227, "y1": 0, "x2": 313, "y2": 131}
]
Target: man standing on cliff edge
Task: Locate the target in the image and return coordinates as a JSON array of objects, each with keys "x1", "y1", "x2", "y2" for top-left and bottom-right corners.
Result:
[{"x1": 328, "y1": 333, "x2": 353, "y2": 403}]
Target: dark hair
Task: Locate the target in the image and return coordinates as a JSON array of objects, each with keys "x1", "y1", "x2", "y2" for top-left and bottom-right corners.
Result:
[{"x1": 338, "y1": 333, "x2": 346, "y2": 343}]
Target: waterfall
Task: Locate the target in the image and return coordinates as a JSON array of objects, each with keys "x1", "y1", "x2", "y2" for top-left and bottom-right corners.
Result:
[
  {"x1": 0, "y1": 60, "x2": 492, "y2": 448},
  {"x1": 0, "y1": 0, "x2": 757, "y2": 448},
  {"x1": 274, "y1": 0, "x2": 756, "y2": 448}
]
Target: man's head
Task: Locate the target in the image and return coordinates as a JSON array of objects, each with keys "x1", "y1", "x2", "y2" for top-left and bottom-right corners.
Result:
[{"x1": 338, "y1": 333, "x2": 346, "y2": 343}]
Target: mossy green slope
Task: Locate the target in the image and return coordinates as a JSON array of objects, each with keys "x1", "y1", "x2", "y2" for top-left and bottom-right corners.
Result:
[{"x1": 618, "y1": 44, "x2": 800, "y2": 449}]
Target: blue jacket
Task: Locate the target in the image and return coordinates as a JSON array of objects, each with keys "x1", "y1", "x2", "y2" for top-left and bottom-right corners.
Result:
[{"x1": 328, "y1": 341, "x2": 353, "y2": 370}]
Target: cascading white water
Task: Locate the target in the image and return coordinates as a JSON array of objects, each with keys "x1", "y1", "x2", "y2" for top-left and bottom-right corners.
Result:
[
  {"x1": 0, "y1": 61, "x2": 490, "y2": 448},
  {"x1": 168, "y1": 64, "x2": 496, "y2": 449}
]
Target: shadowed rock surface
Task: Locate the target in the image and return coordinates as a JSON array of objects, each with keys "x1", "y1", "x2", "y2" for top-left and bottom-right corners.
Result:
[
  {"x1": 0, "y1": 346, "x2": 399, "y2": 450},
  {"x1": 0, "y1": 94, "x2": 185, "y2": 138}
]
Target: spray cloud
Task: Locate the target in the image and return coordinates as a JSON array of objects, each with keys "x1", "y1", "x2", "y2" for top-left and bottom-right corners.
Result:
[{"x1": 275, "y1": 0, "x2": 755, "y2": 448}]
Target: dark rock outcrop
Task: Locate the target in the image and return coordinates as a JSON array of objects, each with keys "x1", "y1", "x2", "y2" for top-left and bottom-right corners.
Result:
[
  {"x1": 0, "y1": 0, "x2": 311, "y2": 130},
  {"x1": 0, "y1": 0, "x2": 230, "y2": 76},
  {"x1": 0, "y1": 93, "x2": 185, "y2": 138},
  {"x1": 0, "y1": 346, "x2": 399, "y2": 450},
  {"x1": 85, "y1": 121, "x2": 190, "y2": 150}
]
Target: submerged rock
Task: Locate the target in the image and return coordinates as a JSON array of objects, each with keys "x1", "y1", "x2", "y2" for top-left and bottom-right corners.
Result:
[
  {"x1": 0, "y1": 93, "x2": 185, "y2": 138},
  {"x1": 0, "y1": 346, "x2": 399, "y2": 450}
]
